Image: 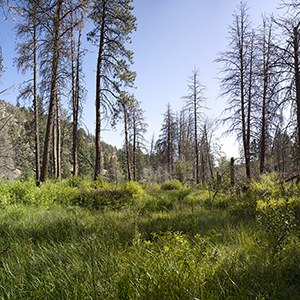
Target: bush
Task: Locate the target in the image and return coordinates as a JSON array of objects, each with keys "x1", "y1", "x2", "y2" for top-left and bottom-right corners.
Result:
[
  {"x1": 72, "y1": 181, "x2": 145, "y2": 210},
  {"x1": 256, "y1": 198, "x2": 297, "y2": 254},
  {"x1": 120, "y1": 181, "x2": 145, "y2": 201},
  {"x1": 251, "y1": 173, "x2": 282, "y2": 199},
  {"x1": 161, "y1": 179, "x2": 183, "y2": 191}
]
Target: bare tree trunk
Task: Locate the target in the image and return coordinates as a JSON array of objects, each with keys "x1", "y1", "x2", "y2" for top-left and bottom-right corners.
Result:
[
  {"x1": 53, "y1": 114, "x2": 57, "y2": 178},
  {"x1": 132, "y1": 110, "x2": 136, "y2": 180},
  {"x1": 94, "y1": 7, "x2": 106, "y2": 180},
  {"x1": 124, "y1": 104, "x2": 131, "y2": 181},
  {"x1": 259, "y1": 21, "x2": 272, "y2": 174},
  {"x1": 72, "y1": 18, "x2": 81, "y2": 177},
  {"x1": 33, "y1": 15, "x2": 40, "y2": 185},
  {"x1": 193, "y1": 73, "x2": 200, "y2": 184},
  {"x1": 245, "y1": 33, "x2": 254, "y2": 180},
  {"x1": 40, "y1": 0, "x2": 63, "y2": 182},
  {"x1": 240, "y1": 51, "x2": 249, "y2": 180},
  {"x1": 230, "y1": 157, "x2": 235, "y2": 187},
  {"x1": 293, "y1": 25, "x2": 300, "y2": 167},
  {"x1": 203, "y1": 125, "x2": 214, "y2": 180},
  {"x1": 56, "y1": 101, "x2": 61, "y2": 178},
  {"x1": 260, "y1": 75, "x2": 268, "y2": 174},
  {"x1": 167, "y1": 108, "x2": 173, "y2": 179}
]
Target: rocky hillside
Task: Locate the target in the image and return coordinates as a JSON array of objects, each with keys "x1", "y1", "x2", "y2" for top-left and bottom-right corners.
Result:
[
  {"x1": 0, "y1": 99, "x2": 126, "y2": 180},
  {"x1": 0, "y1": 100, "x2": 24, "y2": 179}
]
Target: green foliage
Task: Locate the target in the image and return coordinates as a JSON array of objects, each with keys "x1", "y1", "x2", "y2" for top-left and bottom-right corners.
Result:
[
  {"x1": 251, "y1": 173, "x2": 283, "y2": 199},
  {"x1": 174, "y1": 160, "x2": 193, "y2": 183},
  {"x1": 72, "y1": 180, "x2": 145, "y2": 210},
  {"x1": 256, "y1": 198, "x2": 297, "y2": 254},
  {"x1": 0, "y1": 178, "x2": 299, "y2": 298},
  {"x1": 161, "y1": 179, "x2": 183, "y2": 191},
  {"x1": 229, "y1": 198, "x2": 257, "y2": 220}
]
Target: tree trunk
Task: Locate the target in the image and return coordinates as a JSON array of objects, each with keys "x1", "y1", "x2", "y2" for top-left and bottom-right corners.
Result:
[
  {"x1": 245, "y1": 34, "x2": 254, "y2": 180},
  {"x1": 33, "y1": 14, "x2": 40, "y2": 185},
  {"x1": 56, "y1": 102, "x2": 61, "y2": 178},
  {"x1": 124, "y1": 104, "x2": 131, "y2": 181},
  {"x1": 259, "y1": 22, "x2": 272, "y2": 174},
  {"x1": 260, "y1": 58, "x2": 269, "y2": 174},
  {"x1": 132, "y1": 110, "x2": 137, "y2": 180},
  {"x1": 53, "y1": 116, "x2": 57, "y2": 178},
  {"x1": 72, "y1": 20, "x2": 81, "y2": 177},
  {"x1": 94, "y1": 6, "x2": 106, "y2": 180},
  {"x1": 293, "y1": 26, "x2": 300, "y2": 167},
  {"x1": 40, "y1": 0, "x2": 63, "y2": 182},
  {"x1": 230, "y1": 157, "x2": 235, "y2": 187},
  {"x1": 193, "y1": 73, "x2": 199, "y2": 184}
]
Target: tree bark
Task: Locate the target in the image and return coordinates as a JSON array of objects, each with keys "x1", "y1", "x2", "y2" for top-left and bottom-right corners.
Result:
[
  {"x1": 132, "y1": 110, "x2": 137, "y2": 180},
  {"x1": 72, "y1": 17, "x2": 81, "y2": 177},
  {"x1": 124, "y1": 104, "x2": 131, "y2": 181},
  {"x1": 230, "y1": 157, "x2": 235, "y2": 187},
  {"x1": 94, "y1": 5, "x2": 106, "y2": 180},
  {"x1": 33, "y1": 13, "x2": 40, "y2": 185},
  {"x1": 193, "y1": 73, "x2": 200, "y2": 184},
  {"x1": 293, "y1": 26, "x2": 300, "y2": 167},
  {"x1": 40, "y1": 0, "x2": 62, "y2": 182},
  {"x1": 56, "y1": 101, "x2": 61, "y2": 178},
  {"x1": 245, "y1": 34, "x2": 254, "y2": 180}
]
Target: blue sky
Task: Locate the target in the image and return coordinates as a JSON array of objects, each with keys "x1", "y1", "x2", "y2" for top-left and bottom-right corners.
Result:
[{"x1": 0, "y1": 0, "x2": 280, "y2": 157}]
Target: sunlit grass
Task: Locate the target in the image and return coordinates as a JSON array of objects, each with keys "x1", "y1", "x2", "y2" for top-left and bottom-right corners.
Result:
[{"x1": 0, "y1": 178, "x2": 299, "y2": 299}]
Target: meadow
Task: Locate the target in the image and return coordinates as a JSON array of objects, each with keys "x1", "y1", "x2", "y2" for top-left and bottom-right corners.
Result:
[{"x1": 0, "y1": 176, "x2": 299, "y2": 299}]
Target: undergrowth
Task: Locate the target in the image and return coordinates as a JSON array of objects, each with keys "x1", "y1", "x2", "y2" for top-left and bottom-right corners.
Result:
[{"x1": 0, "y1": 176, "x2": 299, "y2": 299}]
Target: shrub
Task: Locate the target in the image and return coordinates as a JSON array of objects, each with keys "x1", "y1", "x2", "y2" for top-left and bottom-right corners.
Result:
[
  {"x1": 72, "y1": 181, "x2": 145, "y2": 210},
  {"x1": 161, "y1": 179, "x2": 183, "y2": 191},
  {"x1": 120, "y1": 181, "x2": 145, "y2": 201},
  {"x1": 251, "y1": 173, "x2": 282, "y2": 199},
  {"x1": 256, "y1": 198, "x2": 297, "y2": 254},
  {"x1": 36, "y1": 181, "x2": 79, "y2": 206}
]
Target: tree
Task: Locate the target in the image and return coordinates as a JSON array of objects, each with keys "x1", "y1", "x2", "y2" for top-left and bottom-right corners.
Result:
[
  {"x1": 199, "y1": 122, "x2": 215, "y2": 183},
  {"x1": 272, "y1": 127, "x2": 294, "y2": 176},
  {"x1": 275, "y1": 2, "x2": 300, "y2": 169},
  {"x1": 216, "y1": 1, "x2": 255, "y2": 180},
  {"x1": 88, "y1": 0, "x2": 136, "y2": 180},
  {"x1": 39, "y1": 0, "x2": 64, "y2": 182},
  {"x1": 183, "y1": 68, "x2": 206, "y2": 183},
  {"x1": 38, "y1": 0, "x2": 88, "y2": 181},
  {"x1": 118, "y1": 93, "x2": 132, "y2": 181},
  {"x1": 15, "y1": 0, "x2": 44, "y2": 184},
  {"x1": 255, "y1": 15, "x2": 282, "y2": 174},
  {"x1": 156, "y1": 103, "x2": 177, "y2": 179},
  {"x1": 70, "y1": 2, "x2": 88, "y2": 176},
  {"x1": 129, "y1": 97, "x2": 147, "y2": 181}
]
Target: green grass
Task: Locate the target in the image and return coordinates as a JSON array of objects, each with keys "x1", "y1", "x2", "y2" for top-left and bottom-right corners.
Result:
[{"x1": 0, "y1": 178, "x2": 299, "y2": 299}]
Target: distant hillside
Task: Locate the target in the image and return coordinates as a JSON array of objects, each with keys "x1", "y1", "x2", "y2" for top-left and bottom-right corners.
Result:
[
  {"x1": 0, "y1": 99, "x2": 127, "y2": 180},
  {"x1": 0, "y1": 100, "x2": 25, "y2": 179}
]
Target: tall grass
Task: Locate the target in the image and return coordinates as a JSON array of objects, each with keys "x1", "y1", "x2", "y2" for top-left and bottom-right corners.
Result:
[{"x1": 0, "y1": 177, "x2": 299, "y2": 299}]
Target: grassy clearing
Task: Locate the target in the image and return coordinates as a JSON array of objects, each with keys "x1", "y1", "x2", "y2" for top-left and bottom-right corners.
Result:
[{"x1": 0, "y1": 177, "x2": 299, "y2": 299}]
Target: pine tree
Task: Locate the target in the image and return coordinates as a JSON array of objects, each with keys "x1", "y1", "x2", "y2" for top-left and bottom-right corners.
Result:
[
  {"x1": 88, "y1": 0, "x2": 136, "y2": 180},
  {"x1": 15, "y1": 0, "x2": 44, "y2": 184},
  {"x1": 156, "y1": 104, "x2": 177, "y2": 179}
]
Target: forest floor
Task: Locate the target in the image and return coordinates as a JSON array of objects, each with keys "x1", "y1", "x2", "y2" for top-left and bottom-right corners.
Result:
[{"x1": 0, "y1": 176, "x2": 299, "y2": 299}]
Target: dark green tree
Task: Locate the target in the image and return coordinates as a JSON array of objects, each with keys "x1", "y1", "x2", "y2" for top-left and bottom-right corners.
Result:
[
  {"x1": 156, "y1": 103, "x2": 177, "y2": 180},
  {"x1": 88, "y1": 0, "x2": 136, "y2": 180}
]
